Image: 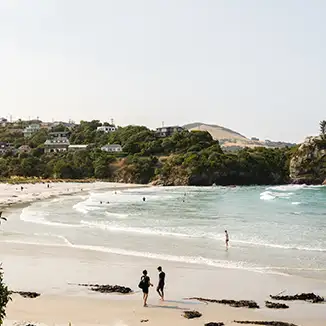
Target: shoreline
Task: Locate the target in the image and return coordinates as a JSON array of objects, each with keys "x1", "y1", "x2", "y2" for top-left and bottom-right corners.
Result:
[{"x1": 0, "y1": 181, "x2": 149, "y2": 211}]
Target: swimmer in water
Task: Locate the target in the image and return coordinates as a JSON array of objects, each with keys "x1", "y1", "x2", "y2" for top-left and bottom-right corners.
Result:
[
  {"x1": 143, "y1": 197, "x2": 146, "y2": 202},
  {"x1": 225, "y1": 230, "x2": 229, "y2": 249}
]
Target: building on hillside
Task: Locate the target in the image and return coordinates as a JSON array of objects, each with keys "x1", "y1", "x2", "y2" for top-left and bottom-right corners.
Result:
[
  {"x1": 18, "y1": 145, "x2": 32, "y2": 154},
  {"x1": 0, "y1": 142, "x2": 13, "y2": 155},
  {"x1": 97, "y1": 125, "x2": 116, "y2": 133},
  {"x1": 0, "y1": 118, "x2": 8, "y2": 127},
  {"x1": 48, "y1": 131, "x2": 70, "y2": 139},
  {"x1": 155, "y1": 126, "x2": 184, "y2": 137},
  {"x1": 101, "y1": 144, "x2": 122, "y2": 152},
  {"x1": 40, "y1": 122, "x2": 52, "y2": 130},
  {"x1": 23, "y1": 124, "x2": 40, "y2": 138},
  {"x1": 51, "y1": 121, "x2": 76, "y2": 130},
  {"x1": 68, "y1": 144, "x2": 89, "y2": 151},
  {"x1": 44, "y1": 137, "x2": 70, "y2": 153}
]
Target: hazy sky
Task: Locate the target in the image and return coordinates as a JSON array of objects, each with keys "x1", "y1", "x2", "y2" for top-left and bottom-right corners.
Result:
[{"x1": 1, "y1": 0, "x2": 325, "y2": 142}]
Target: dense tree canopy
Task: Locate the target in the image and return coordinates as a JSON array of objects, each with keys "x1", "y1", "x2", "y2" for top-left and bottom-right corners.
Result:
[{"x1": 0, "y1": 121, "x2": 297, "y2": 185}]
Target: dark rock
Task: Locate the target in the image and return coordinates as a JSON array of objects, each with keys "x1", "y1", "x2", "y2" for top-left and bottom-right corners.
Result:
[
  {"x1": 205, "y1": 323, "x2": 225, "y2": 326},
  {"x1": 141, "y1": 320, "x2": 149, "y2": 323},
  {"x1": 77, "y1": 283, "x2": 132, "y2": 294},
  {"x1": 183, "y1": 310, "x2": 202, "y2": 319},
  {"x1": 188, "y1": 297, "x2": 259, "y2": 309},
  {"x1": 234, "y1": 322, "x2": 298, "y2": 326},
  {"x1": 12, "y1": 291, "x2": 40, "y2": 298},
  {"x1": 270, "y1": 292, "x2": 324, "y2": 303},
  {"x1": 265, "y1": 301, "x2": 289, "y2": 309}
]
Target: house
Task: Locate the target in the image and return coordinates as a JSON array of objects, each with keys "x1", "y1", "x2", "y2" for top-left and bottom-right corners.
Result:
[
  {"x1": 51, "y1": 121, "x2": 76, "y2": 130},
  {"x1": 68, "y1": 144, "x2": 89, "y2": 151},
  {"x1": 48, "y1": 131, "x2": 70, "y2": 138},
  {"x1": 23, "y1": 124, "x2": 40, "y2": 138},
  {"x1": 97, "y1": 125, "x2": 116, "y2": 133},
  {"x1": 155, "y1": 126, "x2": 184, "y2": 137},
  {"x1": 44, "y1": 137, "x2": 70, "y2": 153},
  {"x1": 101, "y1": 144, "x2": 122, "y2": 152},
  {"x1": 0, "y1": 142, "x2": 13, "y2": 154},
  {"x1": 0, "y1": 118, "x2": 8, "y2": 127},
  {"x1": 18, "y1": 145, "x2": 32, "y2": 154}
]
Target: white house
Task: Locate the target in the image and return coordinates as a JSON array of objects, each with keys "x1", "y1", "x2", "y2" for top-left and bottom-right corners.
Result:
[
  {"x1": 23, "y1": 124, "x2": 40, "y2": 138},
  {"x1": 101, "y1": 144, "x2": 122, "y2": 152},
  {"x1": 68, "y1": 144, "x2": 89, "y2": 151},
  {"x1": 97, "y1": 126, "x2": 116, "y2": 133},
  {"x1": 0, "y1": 118, "x2": 8, "y2": 127},
  {"x1": 44, "y1": 137, "x2": 70, "y2": 153}
]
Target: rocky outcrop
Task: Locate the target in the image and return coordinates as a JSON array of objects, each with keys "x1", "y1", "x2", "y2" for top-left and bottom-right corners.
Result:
[
  {"x1": 77, "y1": 283, "x2": 132, "y2": 294},
  {"x1": 265, "y1": 301, "x2": 289, "y2": 309},
  {"x1": 270, "y1": 292, "x2": 324, "y2": 303},
  {"x1": 187, "y1": 297, "x2": 259, "y2": 309},
  {"x1": 12, "y1": 291, "x2": 40, "y2": 298},
  {"x1": 183, "y1": 311, "x2": 202, "y2": 319},
  {"x1": 290, "y1": 136, "x2": 326, "y2": 184}
]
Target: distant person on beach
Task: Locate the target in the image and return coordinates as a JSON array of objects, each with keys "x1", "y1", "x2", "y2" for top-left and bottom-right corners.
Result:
[
  {"x1": 139, "y1": 270, "x2": 152, "y2": 307},
  {"x1": 225, "y1": 230, "x2": 229, "y2": 249},
  {"x1": 20, "y1": 186, "x2": 24, "y2": 191},
  {"x1": 156, "y1": 266, "x2": 165, "y2": 301}
]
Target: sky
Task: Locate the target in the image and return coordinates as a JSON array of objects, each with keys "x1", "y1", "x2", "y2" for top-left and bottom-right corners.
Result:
[{"x1": 0, "y1": 0, "x2": 325, "y2": 143}]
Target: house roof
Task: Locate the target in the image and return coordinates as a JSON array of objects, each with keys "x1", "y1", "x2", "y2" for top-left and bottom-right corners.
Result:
[
  {"x1": 69, "y1": 144, "x2": 88, "y2": 148},
  {"x1": 45, "y1": 137, "x2": 70, "y2": 145}
]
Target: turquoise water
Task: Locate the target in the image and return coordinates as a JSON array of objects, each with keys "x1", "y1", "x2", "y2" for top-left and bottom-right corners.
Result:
[{"x1": 2, "y1": 185, "x2": 326, "y2": 280}]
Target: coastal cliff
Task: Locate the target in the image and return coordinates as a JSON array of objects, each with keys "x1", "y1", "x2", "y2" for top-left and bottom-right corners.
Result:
[{"x1": 290, "y1": 136, "x2": 326, "y2": 184}]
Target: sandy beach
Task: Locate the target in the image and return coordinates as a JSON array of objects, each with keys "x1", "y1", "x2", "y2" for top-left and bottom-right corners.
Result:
[{"x1": 1, "y1": 183, "x2": 326, "y2": 326}]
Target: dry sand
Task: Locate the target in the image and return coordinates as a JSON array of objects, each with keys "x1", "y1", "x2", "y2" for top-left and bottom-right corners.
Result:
[{"x1": 5, "y1": 293, "x2": 323, "y2": 326}]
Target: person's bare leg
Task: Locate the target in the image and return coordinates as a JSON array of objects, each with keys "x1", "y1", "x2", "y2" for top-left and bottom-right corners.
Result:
[
  {"x1": 144, "y1": 293, "x2": 148, "y2": 307},
  {"x1": 157, "y1": 288, "x2": 162, "y2": 300},
  {"x1": 161, "y1": 289, "x2": 164, "y2": 301}
]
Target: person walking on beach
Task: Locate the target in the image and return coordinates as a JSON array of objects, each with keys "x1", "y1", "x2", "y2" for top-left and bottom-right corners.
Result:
[
  {"x1": 225, "y1": 230, "x2": 229, "y2": 249},
  {"x1": 139, "y1": 270, "x2": 152, "y2": 307},
  {"x1": 156, "y1": 266, "x2": 165, "y2": 301}
]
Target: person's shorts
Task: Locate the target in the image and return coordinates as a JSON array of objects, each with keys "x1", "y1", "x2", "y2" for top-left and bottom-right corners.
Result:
[
  {"x1": 157, "y1": 283, "x2": 164, "y2": 291},
  {"x1": 142, "y1": 287, "x2": 149, "y2": 294}
]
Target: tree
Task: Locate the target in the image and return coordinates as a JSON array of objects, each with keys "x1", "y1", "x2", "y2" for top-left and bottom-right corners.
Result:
[
  {"x1": 0, "y1": 264, "x2": 11, "y2": 325},
  {"x1": 320, "y1": 120, "x2": 326, "y2": 137}
]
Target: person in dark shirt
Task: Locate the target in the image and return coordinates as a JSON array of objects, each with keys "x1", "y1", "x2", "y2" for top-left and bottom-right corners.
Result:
[
  {"x1": 156, "y1": 266, "x2": 166, "y2": 301},
  {"x1": 140, "y1": 270, "x2": 152, "y2": 307}
]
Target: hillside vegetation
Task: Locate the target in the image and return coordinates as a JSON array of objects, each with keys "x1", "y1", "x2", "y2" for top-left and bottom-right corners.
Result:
[{"x1": 0, "y1": 121, "x2": 295, "y2": 185}]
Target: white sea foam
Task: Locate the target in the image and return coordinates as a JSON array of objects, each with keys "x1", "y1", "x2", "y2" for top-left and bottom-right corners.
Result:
[
  {"x1": 80, "y1": 220, "x2": 193, "y2": 238},
  {"x1": 105, "y1": 212, "x2": 129, "y2": 219},
  {"x1": 260, "y1": 190, "x2": 293, "y2": 201},
  {"x1": 260, "y1": 191, "x2": 275, "y2": 200},
  {"x1": 291, "y1": 202, "x2": 302, "y2": 205},
  {"x1": 20, "y1": 207, "x2": 80, "y2": 228}
]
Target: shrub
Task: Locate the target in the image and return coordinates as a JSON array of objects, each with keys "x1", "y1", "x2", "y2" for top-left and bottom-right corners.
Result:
[{"x1": 0, "y1": 264, "x2": 11, "y2": 325}]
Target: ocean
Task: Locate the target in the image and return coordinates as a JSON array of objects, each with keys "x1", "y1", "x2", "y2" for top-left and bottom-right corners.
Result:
[{"x1": 2, "y1": 184, "x2": 326, "y2": 285}]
